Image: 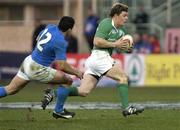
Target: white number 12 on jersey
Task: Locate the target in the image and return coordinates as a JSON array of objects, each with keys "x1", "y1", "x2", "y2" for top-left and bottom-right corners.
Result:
[{"x1": 37, "y1": 28, "x2": 52, "y2": 52}]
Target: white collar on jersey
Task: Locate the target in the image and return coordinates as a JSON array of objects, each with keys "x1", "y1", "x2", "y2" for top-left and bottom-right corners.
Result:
[{"x1": 111, "y1": 19, "x2": 118, "y2": 32}]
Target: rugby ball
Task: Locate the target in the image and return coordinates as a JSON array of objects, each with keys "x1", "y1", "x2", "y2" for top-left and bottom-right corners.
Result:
[{"x1": 122, "y1": 34, "x2": 133, "y2": 48}]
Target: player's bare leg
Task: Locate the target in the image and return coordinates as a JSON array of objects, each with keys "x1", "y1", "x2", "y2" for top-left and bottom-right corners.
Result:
[
  {"x1": 77, "y1": 74, "x2": 98, "y2": 97},
  {"x1": 0, "y1": 75, "x2": 29, "y2": 98},
  {"x1": 105, "y1": 63, "x2": 144, "y2": 117}
]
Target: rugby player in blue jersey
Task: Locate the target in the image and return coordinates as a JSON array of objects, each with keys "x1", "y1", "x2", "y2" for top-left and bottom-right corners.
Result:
[{"x1": 0, "y1": 16, "x2": 83, "y2": 119}]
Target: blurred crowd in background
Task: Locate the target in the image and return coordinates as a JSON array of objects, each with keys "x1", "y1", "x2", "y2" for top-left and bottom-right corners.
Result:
[{"x1": 0, "y1": 0, "x2": 180, "y2": 54}]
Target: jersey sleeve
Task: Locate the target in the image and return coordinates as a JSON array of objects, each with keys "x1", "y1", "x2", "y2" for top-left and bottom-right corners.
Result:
[
  {"x1": 54, "y1": 40, "x2": 67, "y2": 60},
  {"x1": 95, "y1": 20, "x2": 111, "y2": 39}
]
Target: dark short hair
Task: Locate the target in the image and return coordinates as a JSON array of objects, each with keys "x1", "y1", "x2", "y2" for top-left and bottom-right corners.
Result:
[
  {"x1": 58, "y1": 16, "x2": 75, "y2": 32},
  {"x1": 109, "y1": 3, "x2": 128, "y2": 17}
]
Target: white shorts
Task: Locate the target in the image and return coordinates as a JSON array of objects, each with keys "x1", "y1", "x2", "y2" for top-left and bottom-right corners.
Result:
[
  {"x1": 17, "y1": 55, "x2": 56, "y2": 83},
  {"x1": 84, "y1": 50, "x2": 115, "y2": 77}
]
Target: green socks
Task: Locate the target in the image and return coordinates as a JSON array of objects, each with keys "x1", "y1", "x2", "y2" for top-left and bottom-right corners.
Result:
[
  {"x1": 68, "y1": 86, "x2": 79, "y2": 96},
  {"x1": 116, "y1": 84, "x2": 129, "y2": 109}
]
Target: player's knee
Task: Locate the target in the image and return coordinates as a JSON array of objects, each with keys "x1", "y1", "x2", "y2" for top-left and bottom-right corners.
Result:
[
  {"x1": 117, "y1": 75, "x2": 128, "y2": 84},
  {"x1": 78, "y1": 89, "x2": 90, "y2": 97},
  {"x1": 122, "y1": 76, "x2": 128, "y2": 84},
  {"x1": 80, "y1": 92, "x2": 89, "y2": 97}
]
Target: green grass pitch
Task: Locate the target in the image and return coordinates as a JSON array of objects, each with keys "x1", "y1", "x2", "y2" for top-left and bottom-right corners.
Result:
[{"x1": 0, "y1": 81, "x2": 180, "y2": 130}]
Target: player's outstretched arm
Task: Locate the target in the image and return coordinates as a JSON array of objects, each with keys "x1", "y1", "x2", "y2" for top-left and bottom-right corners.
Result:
[{"x1": 55, "y1": 60, "x2": 83, "y2": 79}]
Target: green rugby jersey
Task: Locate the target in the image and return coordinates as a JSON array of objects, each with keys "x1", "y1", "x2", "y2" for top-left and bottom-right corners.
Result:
[{"x1": 93, "y1": 18, "x2": 126, "y2": 55}]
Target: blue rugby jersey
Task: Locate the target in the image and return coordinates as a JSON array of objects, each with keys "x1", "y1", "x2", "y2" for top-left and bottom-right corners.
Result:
[{"x1": 31, "y1": 24, "x2": 68, "y2": 66}]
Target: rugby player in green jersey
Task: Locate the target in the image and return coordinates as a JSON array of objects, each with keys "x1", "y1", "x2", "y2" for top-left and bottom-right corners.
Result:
[{"x1": 42, "y1": 3, "x2": 144, "y2": 119}]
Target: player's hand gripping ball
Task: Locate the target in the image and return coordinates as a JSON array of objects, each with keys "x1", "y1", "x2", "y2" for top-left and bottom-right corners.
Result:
[{"x1": 121, "y1": 34, "x2": 134, "y2": 52}]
